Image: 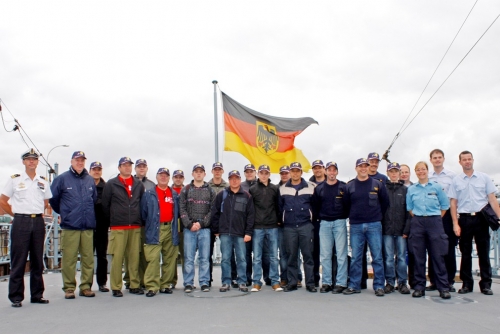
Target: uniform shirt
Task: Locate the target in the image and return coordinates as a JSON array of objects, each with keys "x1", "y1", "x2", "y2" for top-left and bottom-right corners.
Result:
[
  {"x1": 406, "y1": 181, "x2": 449, "y2": 216},
  {"x1": 1, "y1": 172, "x2": 52, "y2": 214},
  {"x1": 447, "y1": 170, "x2": 496, "y2": 213},
  {"x1": 429, "y1": 168, "x2": 456, "y2": 195}
]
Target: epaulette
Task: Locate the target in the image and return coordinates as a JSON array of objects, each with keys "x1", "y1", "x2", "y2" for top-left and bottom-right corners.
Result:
[
  {"x1": 40, "y1": 176, "x2": 46, "y2": 180},
  {"x1": 11, "y1": 174, "x2": 20, "y2": 179}
]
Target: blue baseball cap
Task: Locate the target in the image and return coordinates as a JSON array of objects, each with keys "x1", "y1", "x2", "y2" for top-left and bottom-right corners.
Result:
[
  {"x1": 312, "y1": 160, "x2": 324, "y2": 168},
  {"x1": 367, "y1": 152, "x2": 381, "y2": 161},
  {"x1": 325, "y1": 161, "x2": 338, "y2": 170},
  {"x1": 244, "y1": 163, "x2": 256, "y2": 171},
  {"x1": 72, "y1": 151, "x2": 87, "y2": 160},
  {"x1": 258, "y1": 165, "x2": 270, "y2": 172},
  {"x1": 212, "y1": 162, "x2": 224, "y2": 170},
  {"x1": 90, "y1": 161, "x2": 103, "y2": 169},
  {"x1": 387, "y1": 162, "x2": 401, "y2": 171},
  {"x1": 228, "y1": 170, "x2": 241, "y2": 178},
  {"x1": 157, "y1": 167, "x2": 170, "y2": 175},
  {"x1": 135, "y1": 159, "x2": 148, "y2": 166},
  {"x1": 279, "y1": 165, "x2": 290, "y2": 174},
  {"x1": 192, "y1": 164, "x2": 205, "y2": 172},
  {"x1": 290, "y1": 162, "x2": 302, "y2": 171},
  {"x1": 173, "y1": 170, "x2": 184, "y2": 177},
  {"x1": 119, "y1": 157, "x2": 134, "y2": 165},
  {"x1": 356, "y1": 158, "x2": 369, "y2": 167}
]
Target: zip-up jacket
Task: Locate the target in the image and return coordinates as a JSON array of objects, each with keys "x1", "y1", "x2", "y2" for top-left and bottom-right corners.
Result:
[
  {"x1": 278, "y1": 178, "x2": 316, "y2": 228},
  {"x1": 311, "y1": 180, "x2": 348, "y2": 222},
  {"x1": 141, "y1": 186, "x2": 180, "y2": 245},
  {"x1": 249, "y1": 179, "x2": 279, "y2": 229},
  {"x1": 240, "y1": 178, "x2": 256, "y2": 192},
  {"x1": 211, "y1": 187, "x2": 254, "y2": 237},
  {"x1": 208, "y1": 178, "x2": 229, "y2": 195},
  {"x1": 102, "y1": 176, "x2": 145, "y2": 227},
  {"x1": 136, "y1": 175, "x2": 156, "y2": 191},
  {"x1": 50, "y1": 167, "x2": 97, "y2": 230},
  {"x1": 383, "y1": 180, "x2": 410, "y2": 236},
  {"x1": 179, "y1": 181, "x2": 216, "y2": 230}
]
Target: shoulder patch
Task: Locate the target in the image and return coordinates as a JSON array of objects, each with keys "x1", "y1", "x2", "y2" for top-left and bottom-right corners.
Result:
[{"x1": 11, "y1": 174, "x2": 20, "y2": 178}]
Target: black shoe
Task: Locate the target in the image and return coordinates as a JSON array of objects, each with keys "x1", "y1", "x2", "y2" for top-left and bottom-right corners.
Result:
[
  {"x1": 112, "y1": 290, "x2": 123, "y2": 297},
  {"x1": 283, "y1": 285, "x2": 298, "y2": 292},
  {"x1": 412, "y1": 290, "x2": 424, "y2": 298},
  {"x1": 184, "y1": 285, "x2": 194, "y2": 293},
  {"x1": 146, "y1": 290, "x2": 157, "y2": 297},
  {"x1": 220, "y1": 284, "x2": 230, "y2": 292},
  {"x1": 30, "y1": 297, "x2": 49, "y2": 304},
  {"x1": 306, "y1": 286, "x2": 317, "y2": 293},
  {"x1": 458, "y1": 287, "x2": 472, "y2": 294},
  {"x1": 360, "y1": 282, "x2": 367, "y2": 290},
  {"x1": 314, "y1": 282, "x2": 320, "y2": 288},
  {"x1": 449, "y1": 285, "x2": 456, "y2": 293},
  {"x1": 425, "y1": 285, "x2": 437, "y2": 291},
  {"x1": 201, "y1": 285, "x2": 210, "y2": 292},
  {"x1": 320, "y1": 284, "x2": 332, "y2": 293},
  {"x1": 384, "y1": 284, "x2": 394, "y2": 294},
  {"x1": 264, "y1": 278, "x2": 272, "y2": 286},
  {"x1": 160, "y1": 288, "x2": 173, "y2": 294},
  {"x1": 246, "y1": 280, "x2": 252, "y2": 287},
  {"x1": 11, "y1": 301, "x2": 22, "y2": 308},
  {"x1": 129, "y1": 288, "x2": 144, "y2": 295},
  {"x1": 343, "y1": 288, "x2": 361, "y2": 295},
  {"x1": 482, "y1": 288, "x2": 493, "y2": 295},
  {"x1": 99, "y1": 285, "x2": 110, "y2": 292},
  {"x1": 231, "y1": 280, "x2": 239, "y2": 289},
  {"x1": 398, "y1": 284, "x2": 411, "y2": 294},
  {"x1": 332, "y1": 285, "x2": 346, "y2": 294},
  {"x1": 125, "y1": 284, "x2": 130, "y2": 290},
  {"x1": 440, "y1": 290, "x2": 451, "y2": 299},
  {"x1": 239, "y1": 284, "x2": 248, "y2": 292},
  {"x1": 375, "y1": 288, "x2": 385, "y2": 297}
]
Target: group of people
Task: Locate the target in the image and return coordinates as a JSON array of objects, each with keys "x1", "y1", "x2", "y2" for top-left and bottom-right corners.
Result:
[{"x1": 1, "y1": 148, "x2": 499, "y2": 308}]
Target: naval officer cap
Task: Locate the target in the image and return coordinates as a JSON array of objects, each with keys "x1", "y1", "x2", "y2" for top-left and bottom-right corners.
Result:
[{"x1": 21, "y1": 148, "x2": 39, "y2": 160}]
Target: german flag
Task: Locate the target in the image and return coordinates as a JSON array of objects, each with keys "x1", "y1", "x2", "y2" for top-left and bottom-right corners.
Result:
[{"x1": 222, "y1": 92, "x2": 318, "y2": 173}]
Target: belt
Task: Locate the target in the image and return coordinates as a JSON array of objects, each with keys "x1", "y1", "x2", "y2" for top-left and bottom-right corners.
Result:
[
  {"x1": 14, "y1": 213, "x2": 42, "y2": 218},
  {"x1": 459, "y1": 212, "x2": 480, "y2": 217}
]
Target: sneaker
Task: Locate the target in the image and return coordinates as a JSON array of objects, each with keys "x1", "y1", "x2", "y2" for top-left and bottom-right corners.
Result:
[
  {"x1": 220, "y1": 284, "x2": 230, "y2": 292},
  {"x1": 384, "y1": 284, "x2": 394, "y2": 294},
  {"x1": 129, "y1": 288, "x2": 144, "y2": 295},
  {"x1": 184, "y1": 285, "x2": 194, "y2": 293},
  {"x1": 65, "y1": 289, "x2": 75, "y2": 299},
  {"x1": 231, "y1": 280, "x2": 239, "y2": 289},
  {"x1": 343, "y1": 287, "x2": 361, "y2": 295},
  {"x1": 79, "y1": 289, "x2": 95, "y2": 297},
  {"x1": 239, "y1": 284, "x2": 248, "y2": 292},
  {"x1": 112, "y1": 290, "x2": 123, "y2": 297},
  {"x1": 398, "y1": 284, "x2": 411, "y2": 294},
  {"x1": 251, "y1": 284, "x2": 261, "y2": 292},
  {"x1": 146, "y1": 290, "x2": 157, "y2": 297},
  {"x1": 272, "y1": 284, "x2": 283, "y2": 292},
  {"x1": 201, "y1": 285, "x2": 210, "y2": 292},
  {"x1": 332, "y1": 285, "x2": 346, "y2": 294},
  {"x1": 320, "y1": 284, "x2": 332, "y2": 293},
  {"x1": 375, "y1": 288, "x2": 385, "y2": 297}
]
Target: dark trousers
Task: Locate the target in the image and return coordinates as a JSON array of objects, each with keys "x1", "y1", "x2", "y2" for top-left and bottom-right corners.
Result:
[
  {"x1": 458, "y1": 214, "x2": 492, "y2": 291},
  {"x1": 284, "y1": 224, "x2": 314, "y2": 287},
  {"x1": 408, "y1": 250, "x2": 416, "y2": 289},
  {"x1": 312, "y1": 221, "x2": 321, "y2": 285},
  {"x1": 8, "y1": 216, "x2": 46, "y2": 303},
  {"x1": 408, "y1": 216, "x2": 449, "y2": 291},
  {"x1": 93, "y1": 226, "x2": 109, "y2": 287},
  {"x1": 428, "y1": 210, "x2": 457, "y2": 286}
]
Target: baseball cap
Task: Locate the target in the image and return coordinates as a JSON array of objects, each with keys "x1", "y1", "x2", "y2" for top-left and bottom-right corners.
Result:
[
  {"x1": 90, "y1": 161, "x2": 103, "y2": 169},
  {"x1": 212, "y1": 162, "x2": 224, "y2": 170},
  {"x1": 290, "y1": 162, "x2": 302, "y2": 170},
  {"x1": 192, "y1": 164, "x2": 205, "y2": 172},
  {"x1": 119, "y1": 157, "x2": 134, "y2": 165},
  {"x1": 367, "y1": 152, "x2": 381, "y2": 161},
  {"x1": 387, "y1": 162, "x2": 401, "y2": 171},
  {"x1": 21, "y1": 148, "x2": 39, "y2": 160},
  {"x1": 312, "y1": 160, "x2": 324, "y2": 168},
  {"x1": 244, "y1": 163, "x2": 256, "y2": 172},
  {"x1": 172, "y1": 170, "x2": 184, "y2": 177},
  {"x1": 356, "y1": 158, "x2": 369, "y2": 167},
  {"x1": 228, "y1": 170, "x2": 241, "y2": 178},
  {"x1": 279, "y1": 165, "x2": 290, "y2": 174},
  {"x1": 157, "y1": 167, "x2": 170, "y2": 175},
  {"x1": 258, "y1": 165, "x2": 270, "y2": 172},
  {"x1": 72, "y1": 151, "x2": 87, "y2": 160},
  {"x1": 135, "y1": 159, "x2": 147, "y2": 166},
  {"x1": 325, "y1": 161, "x2": 338, "y2": 170}
]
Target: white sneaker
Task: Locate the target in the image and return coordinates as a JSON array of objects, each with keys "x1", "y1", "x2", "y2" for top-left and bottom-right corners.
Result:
[
  {"x1": 251, "y1": 285, "x2": 261, "y2": 292},
  {"x1": 272, "y1": 284, "x2": 283, "y2": 292}
]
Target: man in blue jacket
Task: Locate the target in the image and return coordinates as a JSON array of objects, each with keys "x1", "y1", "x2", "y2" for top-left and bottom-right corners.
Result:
[
  {"x1": 140, "y1": 168, "x2": 180, "y2": 297},
  {"x1": 50, "y1": 151, "x2": 97, "y2": 299}
]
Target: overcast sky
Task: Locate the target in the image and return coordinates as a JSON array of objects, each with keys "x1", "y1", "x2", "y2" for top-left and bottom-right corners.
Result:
[{"x1": 1, "y1": 0, "x2": 499, "y2": 186}]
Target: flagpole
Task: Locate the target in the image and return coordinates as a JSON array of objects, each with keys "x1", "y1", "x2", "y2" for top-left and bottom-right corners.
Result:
[{"x1": 212, "y1": 80, "x2": 219, "y2": 162}]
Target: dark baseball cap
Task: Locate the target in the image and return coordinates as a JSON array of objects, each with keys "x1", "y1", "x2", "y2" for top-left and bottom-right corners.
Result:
[
  {"x1": 258, "y1": 165, "x2": 270, "y2": 172},
  {"x1": 279, "y1": 165, "x2": 290, "y2": 174},
  {"x1": 228, "y1": 170, "x2": 241, "y2": 178},
  {"x1": 135, "y1": 159, "x2": 147, "y2": 166},
  {"x1": 119, "y1": 157, "x2": 134, "y2": 165},
  {"x1": 72, "y1": 151, "x2": 87, "y2": 160},
  {"x1": 244, "y1": 163, "x2": 256, "y2": 172},
  {"x1": 173, "y1": 170, "x2": 184, "y2": 177},
  {"x1": 290, "y1": 162, "x2": 302, "y2": 171},
  {"x1": 356, "y1": 158, "x2": 369, "y2": 167},
  {"x1": 367, "y1": 152, "x2": 381, "y2": 161},
  {"x1": 312, "y1": 160, "x2": 324, "y2": 168},
  {"x1": 387, "y1": 162, "x2": 401, "y2": 171},
  {"x1": 192, "y1": 164, "x2": 205, "y2": 172},
  {"x1": 325, "y1": 161, "x2": 338, "y2": 170},
  {"x1": 90, "y1": 161, "x2": 103, "y2": 169},
  {"x1": 212, "y1": 162, "x2": 224, "y2": 170},
  {"x1": 157, "y1": 167, "x2": 170, "y2": 175}
]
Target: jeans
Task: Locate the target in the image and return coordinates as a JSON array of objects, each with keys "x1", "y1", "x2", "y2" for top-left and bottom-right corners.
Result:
[
  {"x1": 252, "y1": 228, "x2": 280, "y2": 286},
  {"x1": 382, "y1": 235, "x2": 408, "y2": 286},
  {"x1": 348, "y1": 222, "x2": 385, "y2": 291},
  {"x1": 183, "y1": 228, "x2": 210, "y2": 287},
  {"x1": 220, "y1": 235, "x2": 247, "y2": 285},
  {"x1": 284, "y1": 224, "x2": 314, "y2": 286},
  {"x1": 319, "y1": 219, "x2": 348, "y2": 287}
]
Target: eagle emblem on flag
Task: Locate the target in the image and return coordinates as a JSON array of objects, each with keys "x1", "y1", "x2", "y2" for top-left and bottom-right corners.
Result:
[{"x1": 256, "y1": 121, "x2": 279, "y2": 155}]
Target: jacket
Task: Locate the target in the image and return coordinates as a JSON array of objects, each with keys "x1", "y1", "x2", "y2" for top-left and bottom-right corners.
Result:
[
  {"x1": 382, "y1": 180, "x2": 410, "y2": 236},
  {"x1": 94, "y1": 178, "x2": 110, "y2": 231},
  {"x1": 278, "y1": 178, "x2": 316, "y2": 227},
  {"x1": 211, "y1": 187, "x2": 254, "y2": 237},
  {"x1": 249, "y1": 179, "x2": 279, "y2": 229},
  {"x1": 136, "y1": 175, "x2": 156, "y2": 191},
  {"x1": 208, "y1": 178, "x2": 229, "y2": 195},
  {"x1": 141, "y1": 186, "x2": 180, "y2": 245},
  {"x1": 240, "y1": 178, "x2": 256, "y2": 192},
  {"x1": 179, "y1": 181, "x2": 216, "y2": 230},
  {"x1": 49, "y1": 167, "x2": 97, "y2": 230},
  {"x1": 102, "y1": 176, "x2": 145, "y2": 227}
]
